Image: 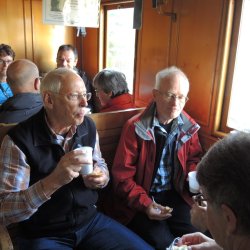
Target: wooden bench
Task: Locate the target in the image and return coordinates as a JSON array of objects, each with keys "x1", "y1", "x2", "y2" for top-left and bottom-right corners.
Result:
[
  {"x1": 89, "y1": 107, "x2": 145, "y2": 213},
  {"x1": 89, "y1": 108, "x2": 144, "y2": 168},
  {"x1": 0, "y1": 108, "x2": 144, "y2": 249}
]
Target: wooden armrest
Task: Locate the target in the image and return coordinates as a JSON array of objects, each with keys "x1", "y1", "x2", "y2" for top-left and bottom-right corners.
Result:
[{"x1": 0, "y1": 225, "x2": 14, "y2": 250}]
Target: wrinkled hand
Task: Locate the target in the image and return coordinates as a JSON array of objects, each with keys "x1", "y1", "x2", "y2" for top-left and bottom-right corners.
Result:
[
  {"x1": 41, "y1": 149, "x2": 88, "y2": 192},
  {"x1": 180, "y1": 232, "x2": 222, "y2": 250},
  {"x1": 83, "y1": 166, "x2": 109, "y2": 189},
  {"x1": 145, "y1": 201, "x2": 172, "y2": 220}
]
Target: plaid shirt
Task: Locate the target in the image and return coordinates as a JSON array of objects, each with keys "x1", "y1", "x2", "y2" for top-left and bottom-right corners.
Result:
[
  {"x1": 150, "y1": 115, "x2": 184, "y2": 193},
  {"x1": 0, "y1": 121, "x2": 107, "y2": 226}
]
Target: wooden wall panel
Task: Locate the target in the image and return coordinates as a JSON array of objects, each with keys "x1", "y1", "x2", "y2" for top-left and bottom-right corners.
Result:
[
  {"x1": 0, "y1": 0, "x2": 26, "y2": 58},
  {"x1": 134, "y1": 0, "x2": 173, "y2": 106},
  {"x1": 31, "y1": 0, "x2": 75, "y2": 73},
  {"x1": 76, "y1": 28, "x2": 99, "y2": 79},
  {"x1": 172, "y1": 0, "x2": 224, "y2": 129},
  {"x1": 0, "y1": 0, "x2": 75, "y2": 73}
]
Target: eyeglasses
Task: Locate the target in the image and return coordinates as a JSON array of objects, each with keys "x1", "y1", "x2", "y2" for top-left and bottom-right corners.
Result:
[
  {"x1": 0, "y1": 59, "x2": 13, "y2": 65},
  {"x1": 158, "y1": 91, "x2": 189, "y2": 103},
  {"x1": 193, "y1": 193, "x2": 207, "y2": 207},
  {"x1": 53, "y1": 92, "x2": 92, "y2": 101}
]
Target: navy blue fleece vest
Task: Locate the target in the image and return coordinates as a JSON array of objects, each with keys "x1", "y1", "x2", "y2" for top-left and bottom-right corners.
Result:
[{"x1": 8, "y1": 109, "x2": 98, "y2": 238}]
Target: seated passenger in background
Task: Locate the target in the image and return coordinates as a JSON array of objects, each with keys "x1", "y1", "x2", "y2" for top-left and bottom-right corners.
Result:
[
  {"x1": 179, "y1": 132, "x2": 250, "y2": 250},
  {"x1": 111, "y1": 66, "x2": 203, "y2": 250},
  {"x1": 56, "y1": 44, "x2": 95, "y2": 112},
  {"x1": 0, "y1": 59, "x2": 43, "y2": 123},
  {"x1": 0, "y1": 68, "x2": 153, "y2": 250},
  {"x1": 0, "y1": 44, "x2": 15, "y2": 104},
  {"x1": 92, "y1": 68, "x2": 135, "y2": 112}
]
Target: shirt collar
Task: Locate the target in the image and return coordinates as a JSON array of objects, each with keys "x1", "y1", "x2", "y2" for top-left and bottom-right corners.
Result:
[
  {"x1": 44, "y1": 113, "x2": 77, "y2": 143},
  {"x1": 153, "y1": 114, "x2": 184, "y2": 133}
]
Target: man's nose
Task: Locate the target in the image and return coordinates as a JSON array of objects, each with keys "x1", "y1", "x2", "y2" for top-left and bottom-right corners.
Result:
[
  {"x1": 62, "y1": 59, "x2": 68, "y2": 67},
  {"x1": 79, "y1": 96, "x2": 88, "y2": 107}
]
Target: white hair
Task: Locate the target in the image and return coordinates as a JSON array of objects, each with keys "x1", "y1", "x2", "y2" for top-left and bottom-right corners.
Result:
[{"x1": 155, "y1": 66, "x2": 189, "y2": 90}]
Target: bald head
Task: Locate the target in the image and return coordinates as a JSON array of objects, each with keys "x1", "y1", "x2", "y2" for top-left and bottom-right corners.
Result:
[{"x1": 7, "y1": 59, "x2": 40, "y2": 95}]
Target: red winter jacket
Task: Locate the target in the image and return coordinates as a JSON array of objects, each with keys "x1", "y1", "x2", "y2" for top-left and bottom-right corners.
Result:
[
  {"x1": 111, "y1": 102, "x2": 203, "y2": 224},
  {"x1": 100, "y1": 93, "x2": 135, "y2": 112}
]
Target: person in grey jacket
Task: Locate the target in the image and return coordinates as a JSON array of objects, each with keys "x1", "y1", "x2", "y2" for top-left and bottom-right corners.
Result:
[{"x1": 0, "y1": 59, "x2": 43, "y2": 124}]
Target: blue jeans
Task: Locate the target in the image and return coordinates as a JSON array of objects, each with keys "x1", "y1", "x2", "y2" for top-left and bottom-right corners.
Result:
[{"x1": 18, "y1": 212, "x2": 154, "y2": 250}]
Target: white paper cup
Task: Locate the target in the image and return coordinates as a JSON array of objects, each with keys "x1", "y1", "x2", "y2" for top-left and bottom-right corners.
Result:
[
  {"x1": 74, "y1": 146, "x2": 93, "y2": 175},
  {"x1": 188, "y1": 171, "x2": 200, "y2": 193}
]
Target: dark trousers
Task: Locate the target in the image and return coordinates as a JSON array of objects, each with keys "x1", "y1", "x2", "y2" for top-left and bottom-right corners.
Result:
[
  {"x1": 128, "y1": 190, "x2": 198, "y2": 250},
  {"x1": 18, "y1": 212, "x2": 154, "y2": 250}
]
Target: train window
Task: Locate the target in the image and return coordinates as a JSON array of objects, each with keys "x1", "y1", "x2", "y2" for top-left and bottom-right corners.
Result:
[
  {"x1": 227, "y1": 0, "x2": 250, "y2": 131},
  {"x1": 220, "y1": 0, "x2": 250, "y2": 133},
  {"x1": 100, "y1": 2, "x2": 136, "y2": 93}
]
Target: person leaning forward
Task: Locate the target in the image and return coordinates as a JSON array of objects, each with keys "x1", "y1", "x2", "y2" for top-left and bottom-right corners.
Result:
[
  {"x1": 180, "y1": 132, "x2": 250, "y2": 250},
  {"x1": 111, "y1": 66, "x2": 203, "y2": 250},
  {"x1": 0, "y1": 68, "x2": 154, "y2": 250}
]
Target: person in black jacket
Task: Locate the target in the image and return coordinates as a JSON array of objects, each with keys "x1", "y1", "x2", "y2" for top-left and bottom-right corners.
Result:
[
  {"x1": 56, "y1": 44, "x2": 95, "y2": 112},
  {"x1": 0, "y1": 59, "x2": 43, "y2": 124},
  {"x1": 0, "y1": 68, "x2": 153, "y2": 250}
]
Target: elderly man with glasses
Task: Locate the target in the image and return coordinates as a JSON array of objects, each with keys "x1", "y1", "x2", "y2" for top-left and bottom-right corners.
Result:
[
  {"x1": 56, "y1": 44, "x2": 95, "y2": 112},
  {"x1": 110, "y1": 66, "x2": 203, "y2": 250},
  {"x1": 179, "y1": 132, "x2": 250, "y2": 250},
  {"x1": 0, "y1": 68, "x2": 154, "y2": 250}
]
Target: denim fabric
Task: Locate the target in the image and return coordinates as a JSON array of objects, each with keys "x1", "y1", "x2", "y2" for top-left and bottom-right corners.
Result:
[
  {"x1": 128, "y1": 190, "x2": 198, "y2": 250},
  {"x1": 18, "y1": 212, "x2": 154, "y2": 250}
]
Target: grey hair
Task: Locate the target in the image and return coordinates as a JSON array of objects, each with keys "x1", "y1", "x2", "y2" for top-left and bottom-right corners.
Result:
[
  {"x1": 155, "y1": 66, "x2": 189, "y2": 90},
  {"x1": 40, "y1": 68, "x2": 73, "y2": 93},
  {"x1": 93, "y1": 69, "x2": 129, "y2": 97},
  {"x1": 197, "y1": 132, "x2": 250, "y2": 235}
]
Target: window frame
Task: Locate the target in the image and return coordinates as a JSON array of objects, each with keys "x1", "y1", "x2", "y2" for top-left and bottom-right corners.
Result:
[
  {"x1": 220, "y1": 0, "x2": 243, "y2": 133},
  {"x1": 213, "y1": 0, "x2": 244, "y2": 136},
  {"x1": 99, "y1": 0, "x2": 136, "y2": 68}
]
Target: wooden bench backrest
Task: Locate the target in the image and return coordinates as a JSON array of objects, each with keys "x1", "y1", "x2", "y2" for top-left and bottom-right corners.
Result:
[{"x1": 89, "y1": 108, "x2": 144, "y2": 167}]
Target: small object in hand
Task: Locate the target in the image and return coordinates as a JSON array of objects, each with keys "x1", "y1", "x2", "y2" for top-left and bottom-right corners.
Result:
[
  {"x1": 172, "y1": 245, "x2": 188, "y2": 250},
  {"x1": 164, "y1": 206, "x2": 173, "y2": 213},
  {"x1": 88, "y1": 171, "x2": 103, "y2": 177},
  {"x1": 166, "y1": 237, "x2": 190, "y2": 250}
]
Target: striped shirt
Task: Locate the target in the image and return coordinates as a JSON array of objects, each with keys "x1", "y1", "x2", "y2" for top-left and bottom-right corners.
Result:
[
  {"x1": 150, "y1": 115, "x2": 184, "y2": 193},
  {"x1": 0, "y1": 121, "x2": 107, "y2": 226}
]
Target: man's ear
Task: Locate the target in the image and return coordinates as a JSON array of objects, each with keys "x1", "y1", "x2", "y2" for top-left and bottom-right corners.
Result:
[
  {"x1": 43, "y1": 92, "x2": 54, "y2": 109},
  {"x1": 221, "y1": 204, "x2": 237, "y2": 234},
  {"x1": 34, "y1": 77, "x2": 40, "y2": 91}
]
